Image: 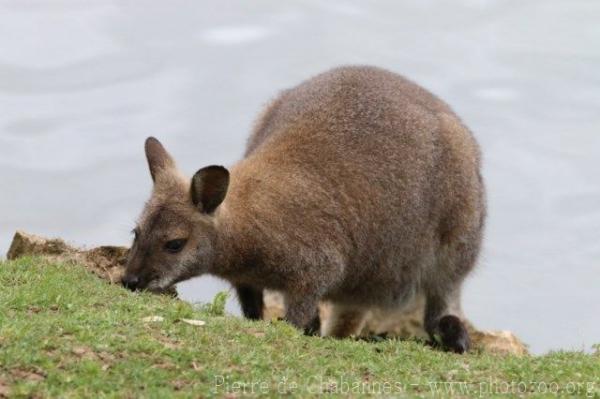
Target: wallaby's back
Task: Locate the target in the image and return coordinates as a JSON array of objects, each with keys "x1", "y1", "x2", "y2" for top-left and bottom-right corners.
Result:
[{"x1": 223, "y1": 65, "x2": 484, "y2": 351}]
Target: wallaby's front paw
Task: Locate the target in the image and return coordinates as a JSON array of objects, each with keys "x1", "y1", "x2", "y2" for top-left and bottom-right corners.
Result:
[{"x1": 303, "y1": 315, "x2": 321, "y2": 336}]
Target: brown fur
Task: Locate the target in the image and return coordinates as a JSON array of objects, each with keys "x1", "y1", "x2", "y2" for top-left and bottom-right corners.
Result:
[{"x1": 123, "y1": 66, "x2": 486, "y2": 352}]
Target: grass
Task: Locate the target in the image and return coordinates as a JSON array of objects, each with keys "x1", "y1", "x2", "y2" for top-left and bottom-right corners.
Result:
[{"x1": 0, "y1": 258, "x2": 598, "y2": 398}]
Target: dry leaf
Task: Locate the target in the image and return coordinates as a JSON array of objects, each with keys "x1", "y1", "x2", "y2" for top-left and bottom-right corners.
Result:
[
  {"x1": 142, "y1": 316, "x2": 164, "y2": 322},
  {"x1": 191, "y1": 361, "x2": 203, "y2": 371},
  {"x1": 181, "y1": 318, "x2": 206, "y2": 326}
]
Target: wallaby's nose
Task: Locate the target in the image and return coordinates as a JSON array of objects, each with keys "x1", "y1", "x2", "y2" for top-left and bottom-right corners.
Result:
[{"x1": 121, "y1": 275, "x2": 140, "y2": 291}]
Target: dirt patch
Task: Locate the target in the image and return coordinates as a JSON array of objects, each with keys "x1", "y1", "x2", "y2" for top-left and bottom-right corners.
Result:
[
  {"x1": 0, "y1": 379, "x2": 10, "y2": 399},
  {"x1": 26, "y1": 306, "x2": 42, "y2": 315},
  {"x1": 171, "y1": 379, "x2": 190, "y2": 391},
  {"x1": 71, "y1": 345, "x2": 98, "y2": 360},
  {"x1": 153, "y1": 334, "x2": 182, "y2": 351},
  {"x1": 10, "y1": 367, "x2": 46, "y2": 383},
  {"x1": 151, "y1": 361, "x2": 177, "y2": 371}
]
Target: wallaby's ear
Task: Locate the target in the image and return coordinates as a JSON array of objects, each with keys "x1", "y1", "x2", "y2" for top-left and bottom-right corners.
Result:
[
  {"x1": 191, "y1": 166, "x2": 230, "y2": 213},
  {"x1": 145, "y1": 137, "x2": 175, "y2": 182}
]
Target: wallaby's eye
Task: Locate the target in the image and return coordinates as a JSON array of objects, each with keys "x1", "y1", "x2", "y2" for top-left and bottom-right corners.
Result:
[{"x1": 164, "y1": 239, "x2": 187, "y2": 253}]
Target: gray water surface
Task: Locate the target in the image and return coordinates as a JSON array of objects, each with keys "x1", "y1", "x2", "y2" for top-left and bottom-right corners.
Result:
[{"x1": 1, "y1": 1, "x2": 599, "y2": 354}]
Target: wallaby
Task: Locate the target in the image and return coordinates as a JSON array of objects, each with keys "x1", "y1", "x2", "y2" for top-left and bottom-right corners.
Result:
[{"x1": 122, "y1": 65, "x2": 485, "y2": 353}]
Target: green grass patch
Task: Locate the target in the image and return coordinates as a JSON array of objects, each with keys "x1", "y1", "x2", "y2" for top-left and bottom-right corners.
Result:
[{"x1": 0, "y1": 258, "x2": 598, "y2": 398}]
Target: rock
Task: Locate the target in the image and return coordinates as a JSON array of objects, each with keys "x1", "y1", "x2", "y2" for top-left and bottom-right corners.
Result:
[
  {"x1": 469, "y1": 329, "x2": 528, "y2": 356},
  {"x1": 6, "y1": 230, "x2": 527, "y2": 355},
  {"x1": 7, "y1": 231, "x2": 70, "y2": 259}
]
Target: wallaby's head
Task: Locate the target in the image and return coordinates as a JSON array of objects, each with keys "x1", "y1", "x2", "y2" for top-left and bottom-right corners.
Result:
[{"x1": 121, "y1": 137, "x2": 229, "y2": 293}]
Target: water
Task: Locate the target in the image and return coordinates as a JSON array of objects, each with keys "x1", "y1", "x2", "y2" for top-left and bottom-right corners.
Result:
[{"x1": 1, "y1": 1, "x2": 598, "y2": 354}]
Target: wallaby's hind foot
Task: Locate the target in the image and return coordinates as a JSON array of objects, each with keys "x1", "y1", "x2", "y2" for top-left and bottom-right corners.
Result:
[
  {"x1": 437, "y1": 315, "x2": 470, "y2": 354},
  {"x1": 425, "y1": 287, "x2": 471, "y2": 354}
]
